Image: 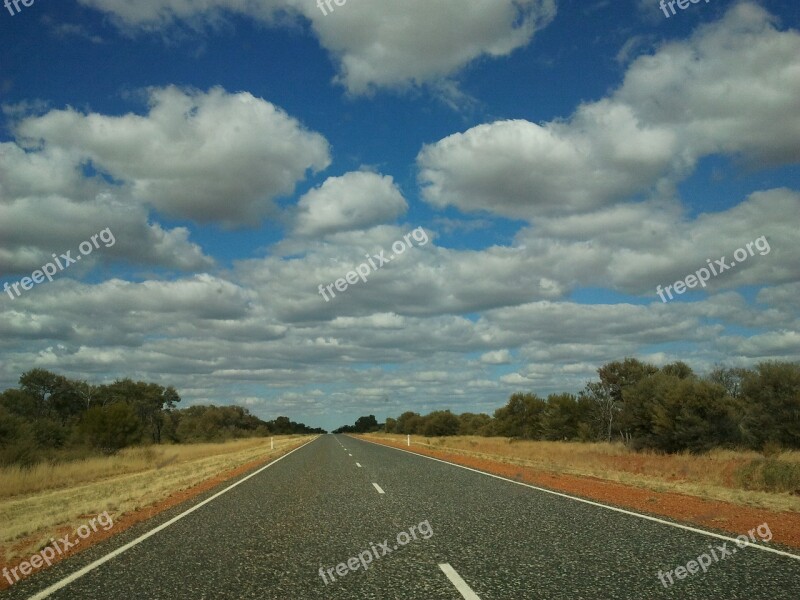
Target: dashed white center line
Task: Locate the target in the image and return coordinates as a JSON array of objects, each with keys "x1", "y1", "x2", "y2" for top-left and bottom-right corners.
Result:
[
  {"x1": 372, "y1": 482, "x2": 385, "y2": 494},
  {"x1": 348, "y1": 453, "x2": 353, "y2": 457},
  {"x1": 439, "y1": 563, "x2": 482, "y2": 599},
  {"x1": 356, "y1": 462, "x2": 362, "y2": 468}
]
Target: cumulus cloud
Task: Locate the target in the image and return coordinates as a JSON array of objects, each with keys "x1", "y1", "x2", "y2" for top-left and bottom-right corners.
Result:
[
  {"x1": 419, "y1": 115, "x2": 677, "y2": 219},
  {"x1": 293, "y1": 171, "x2": 407, "y2": 237},
  {"x1": 0, "y1": 147, "x2": 212, "y2": 275},
  {"x1": 237, "y1": 181, "x2": 800, "y2": 326},
  {"x1": 481, "y1": 349, "x2": 512, "y2": 365},
  {"x1": 418, "y1": 3, "x2": 800, "y2": 220},
  {"x1": 299, "y1": 0, "x2": 557, "y2": 95},
  {"x1": 78, "y1": 0, "x2": 556, "y2": 96},
  {"x1": 14, "y1": 86, "x2": 331, "y2": 227},
  {"x1": 0, "y1": 196, "x2": 213, "y2": 275},
  {"x1": 3, "y1": 2, "x2": 798, "y2": 428}
]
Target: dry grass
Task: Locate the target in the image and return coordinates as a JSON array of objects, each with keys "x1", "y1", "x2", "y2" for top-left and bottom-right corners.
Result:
[
  {"x1": 0, "y1": 436, "x2": 310, "y2": 563},
  {"x1": 0, "y1": 438, "x2": 298, "y2": 500},
  {"x1": 363, "y1": 434, "x2": 800, "y2": 513}
]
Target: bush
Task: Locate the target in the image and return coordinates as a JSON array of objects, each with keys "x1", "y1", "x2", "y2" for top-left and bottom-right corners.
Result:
[
  {"x1": 735, "y1": 459, "x2": 800, "y2": 494},
  {"x1": 421, "y1": 411, "x2": 459, "y2": 436},
  {"x1": 78, "y1": 403, "x2": 142, "y2": 452},
  {"x1": 0, "y1": 406, "x2": 41, "y2": 466}
]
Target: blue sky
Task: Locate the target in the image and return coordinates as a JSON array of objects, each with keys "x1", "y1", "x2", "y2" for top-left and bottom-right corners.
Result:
[{"x1": 1, "y1": 0, "x2": 798, "y2": 431}]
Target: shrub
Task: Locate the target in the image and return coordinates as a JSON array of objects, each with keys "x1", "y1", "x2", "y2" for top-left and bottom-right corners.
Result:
[{"x1": 735, "y1": 459, "x2": 800, "y2": 494}]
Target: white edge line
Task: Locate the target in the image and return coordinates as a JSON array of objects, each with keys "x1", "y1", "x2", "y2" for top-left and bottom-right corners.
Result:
[
  {"x1": 25, "y1": 436, "x2": 321, "y2": 600},
  {"x1": 372, "y1": 482, "x2": 385, "y2": 494},
  {"x1": 439, "y1": 563, "x2": 482, "y2": 600},
  {"x1": 354, "y1": 437, "x2": 800, "y2": 561}
]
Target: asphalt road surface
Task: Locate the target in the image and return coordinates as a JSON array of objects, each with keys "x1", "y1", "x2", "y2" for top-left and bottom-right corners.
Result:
[{"x1": 7, "y1": 434, "x2": 800, "y2": 599}]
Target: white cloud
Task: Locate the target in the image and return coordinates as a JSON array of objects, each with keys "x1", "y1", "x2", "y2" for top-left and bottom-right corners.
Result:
[
  {"x1": 300, "y1": 0, "x2": 556, "y2": 95},
  {"x1": 0, "y1": 193, "x2": 212, "y2": 277},
  {"x1": 293, "y1": 171, "x2": 407, "y2": 237},
  {"x1": 481, "y1": 349, "x2": 512, "y2": 365},
  {"x1": 419, "y1": 114, "x2": 677, "y2": 219},
  {"x1": 418, "y1": 3, "x2": 800, "y2": 220},
  {"x1": 2, "y1": 2, "x2": 798, "y2": 431},
  {"x1": 14, "y1": 86, "x2": 331, "y2": 227},
  {"x1": 78, "y1": 0, "x2": 557, "y2": 96}
]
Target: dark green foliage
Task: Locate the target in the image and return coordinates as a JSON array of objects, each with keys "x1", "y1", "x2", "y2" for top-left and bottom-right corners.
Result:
[
  {"x1": 79, "y1": 403, "x2": 142, "y2": 452},
  {"x1": 457, "y1": 413, "x2": 493, "y2": 436},
  {"x1": 177, "y1": 408, "x2": 323, "y2": 440},
  {"x1": 333, "y1": 414, "x2": 381, "y2": 433},
  {"x1": 493, "y1": 393, "x2": 546, "y2": 438},
  {"x1": 739, "y1": 362, "x2": 800, "y2": 449},
  {"x1": 377, "y1": 359, "x2": 800, "y2": 455},
  {"x1": 0, "y1": 405, "x2": 40, "y2": 466},
  {"x1": 540, "y1": 393, "x2": 590, "y2": 441},
  {"x1": 623, "y1": 373, "x2": 739, "y2": 453},
  {"x1": 421, "y1": 410, "x2": 460, "y2": 436},
  {"x1": 395, "y1": 411, "x2": 423, "y2": 434},
  {"x1": 0, "y1": 369, "x2": 324, "y2": 466},
  {"x1": 707, "y1": 366, "x2": 749, "y2": 399}
]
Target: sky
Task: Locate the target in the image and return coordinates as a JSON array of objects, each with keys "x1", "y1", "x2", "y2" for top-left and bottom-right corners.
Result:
[{"x1": 0, "y1": 0, "x2": 798, "y2": 432}]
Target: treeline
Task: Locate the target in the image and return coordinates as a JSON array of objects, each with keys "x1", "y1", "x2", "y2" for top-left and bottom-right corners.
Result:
[
  {"x1": 333, "y1": 415, "x2": 381, "y2": 434},
  {"x1": 382, "y1": 360, "x2": 800, "y2": 454},
  {"x1": 0, "y1": 369, "x2": 324, "y2": 466}
]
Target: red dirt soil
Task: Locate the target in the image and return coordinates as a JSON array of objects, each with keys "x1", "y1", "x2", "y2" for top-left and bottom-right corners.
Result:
[
  {"x1": 362, "y1": 437, "x2": 800, "y2": 551},
  {"x1": 0, "y1": 440, "x2": 307, "y2": 591}
]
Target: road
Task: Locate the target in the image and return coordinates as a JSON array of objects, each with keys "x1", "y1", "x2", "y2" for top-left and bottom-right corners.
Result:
[{"x1": 6, "y1": 434, "x2": 800, "y2": 599}]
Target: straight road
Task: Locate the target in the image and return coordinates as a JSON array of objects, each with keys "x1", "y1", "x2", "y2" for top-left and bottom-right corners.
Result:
[{"x1": 7, "y1": 434, "x2": 800, "y2": 599}]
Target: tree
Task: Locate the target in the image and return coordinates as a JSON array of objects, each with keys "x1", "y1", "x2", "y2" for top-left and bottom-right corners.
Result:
[
  {"x1": 661, "y1": 361, "x2": 694, "y2": 380},
  {"x1": 79, "y1": 403, "x2": 142, "y2": 452},
  {"x1": 396, "y1": 411, "x2": 422, "y2": 435},
  {"x1": 72, "y1": 380, "x2": 101, "y2": 409},
  {"x1": 623, "y1": 373, "x2": 738, "y2": 453},
  {"x1": 18, "y1": 368, "x2": 62, "y2": 417},
  {"x1": 0, "y1": 388, "x2": 39, "y2": 420},
  {"x1": 541, "y1": 394, "x2": 584, "y2": 440},
  {"x1": 422, "y1": 411, "x2": 460, "y2": 436},
  {"x1": 457, "y1": 413, "x2": 493, "y2": 436},
  {"x1": 97, "y1": 379, "x2": 181, "y2": 443},
  {"x1": 0, "y1": 405, "x2": 39, "y2": 466},
  {"x1": 354, "y1": 415, "x2": 380, "y2": 433},
  {"x1": 707, "y1": 366, "x2": 750, "y2": 399},
  {"x1": 585, "y1": 358, "x2": 660, "y2": 442},
  {"x1": 740, "y1": 362, "x2": 800, "y2": 449},
  {"x1": 493, "y1": 393, "x2": 546, "y2": 439},
  {"x1": 580, "y1": 382, "x2": 618, "y2": 442},
  {"x1": 597, "y1": 358, "x2": 659, "y2": 404}
]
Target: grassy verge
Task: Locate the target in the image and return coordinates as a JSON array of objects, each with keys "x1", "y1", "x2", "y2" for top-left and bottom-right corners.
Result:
[
  {"x1": 362, "y1": 434, "x2": 800, "y2": 513},
  {"x1": 0, "y1": 436, "x2": 310, "y2": 565}
]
